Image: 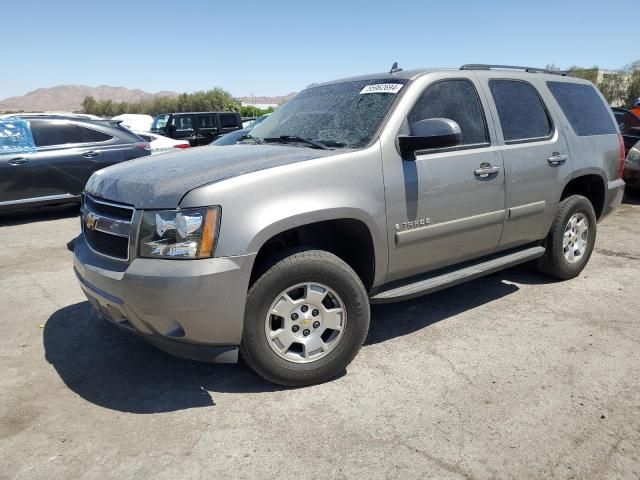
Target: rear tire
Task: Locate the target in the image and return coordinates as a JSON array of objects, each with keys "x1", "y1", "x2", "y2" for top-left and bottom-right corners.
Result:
[
  {"x1": 240, "y1": 249, "x2": 370, "y2": 387},
  {"x1": 536, "y1": 195, "x2": 597, "y2": 280}
]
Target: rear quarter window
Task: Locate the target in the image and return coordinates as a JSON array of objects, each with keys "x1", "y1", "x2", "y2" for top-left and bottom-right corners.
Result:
[
  {"x1": 220, "y1": 114, "x2": 239, "y2": 128},
  {"x1": 546, "y1": 81, "x2": 617, "y2": 136}
]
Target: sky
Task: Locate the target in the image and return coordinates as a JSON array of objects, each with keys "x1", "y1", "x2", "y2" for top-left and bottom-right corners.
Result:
[{"x1": 1, "y1": 0, "x2": 636, "y2": 99}]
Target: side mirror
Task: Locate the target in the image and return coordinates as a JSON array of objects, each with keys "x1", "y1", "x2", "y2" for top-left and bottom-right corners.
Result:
[{"x1": 398, "y1": 118, "x2": 462, "y2": 158}]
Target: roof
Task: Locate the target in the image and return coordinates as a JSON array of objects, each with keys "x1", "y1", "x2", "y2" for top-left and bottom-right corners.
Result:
[{"x1": 313, "y1": 64, "x2": 583, "y2": 88}]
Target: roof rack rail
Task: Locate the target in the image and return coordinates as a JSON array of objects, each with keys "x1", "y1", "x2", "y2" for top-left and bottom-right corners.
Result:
[{"x1": 460, "y1": 64, "x2": 570, "y2": 76}]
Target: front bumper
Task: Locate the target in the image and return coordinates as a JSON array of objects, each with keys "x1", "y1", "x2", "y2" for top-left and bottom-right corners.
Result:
[
  {"x1": 73, "y1": 236, "x2": 255, "y2": 363},
  {"x1": 623, "y1": 163, "x2": 640, "y2": 189}
]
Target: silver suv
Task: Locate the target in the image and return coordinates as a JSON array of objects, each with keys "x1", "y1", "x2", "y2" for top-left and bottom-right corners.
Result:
[{"x1": 73, "y1": 64, "x2": 625, "y2": 386}]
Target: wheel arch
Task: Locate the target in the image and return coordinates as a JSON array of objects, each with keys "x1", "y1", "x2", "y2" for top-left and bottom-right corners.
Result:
[
  {"x1": 247, "y1": 211, "x2": 383, "y2": 292},
  {"x1": 559, "y1": 171, "x2": 606, "y2": 220}
]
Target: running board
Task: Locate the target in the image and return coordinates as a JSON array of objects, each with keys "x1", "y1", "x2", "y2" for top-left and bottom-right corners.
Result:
[{"x1": 370, "y1": 246, "x2": 545, "y2": 304}]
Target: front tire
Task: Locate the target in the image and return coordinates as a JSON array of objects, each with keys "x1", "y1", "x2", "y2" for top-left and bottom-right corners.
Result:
[
  {"x1": 536, "y1": 194, "x2": 597, "y2": 280},
  {"x1": 240, "y1": 249, "x2": 370, "y2": 386}
]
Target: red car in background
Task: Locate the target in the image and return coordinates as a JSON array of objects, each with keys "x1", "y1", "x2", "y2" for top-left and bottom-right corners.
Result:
[{"x1": 612, "y1": 108, "x2": 640, "y2": 189}]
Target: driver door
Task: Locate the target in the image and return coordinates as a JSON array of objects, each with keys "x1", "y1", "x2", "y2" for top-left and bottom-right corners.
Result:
[{"x1": 382, "y1": 75, "x2": 506, "y2": 282}]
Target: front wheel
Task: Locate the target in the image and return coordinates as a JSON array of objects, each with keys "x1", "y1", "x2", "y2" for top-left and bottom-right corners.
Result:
[
  {"x1": 536, "y1": 194, "x2": 597, "y2": 280},
  {"x1": 240, "y1": 249, "x2": 370, "y2": 386}
]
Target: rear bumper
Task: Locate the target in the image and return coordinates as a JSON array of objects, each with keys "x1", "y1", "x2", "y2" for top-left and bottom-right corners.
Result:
[
  {"x1": 73, "y1": 237, "x2": 255, "y2": 363},
  {"x1": 600, "y1": 178, "x2": 625, "y2": 221}
]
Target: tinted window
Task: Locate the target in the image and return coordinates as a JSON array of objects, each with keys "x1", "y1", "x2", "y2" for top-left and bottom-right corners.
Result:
[
  {"x1": 490, "y1": 80, "x2": 552, "y2": 142},
  {"x1": 219, "y1": 114, "x2": 238, "y2": 128},
  {"x1": 80, "y1": 127, "x2": 112, "y2": 142},
  {"x1": 198, "y1": 114, "x2": 215, "y2": 129},
  {"x1": 547, "y1": 81, "x2": 617, "y2": 136},
  {"x1": 174, "y1": 116, "x2": 193, "y2": 130},
  {"x1": 30, "y1": 120, "x2": 88, "y2": 147},
  {"x1": 137, "y1": 134, "x2": 153, "y2": 142},
  {"x1": 408, "y1": 79, "x2": 488, "y2": 146}
]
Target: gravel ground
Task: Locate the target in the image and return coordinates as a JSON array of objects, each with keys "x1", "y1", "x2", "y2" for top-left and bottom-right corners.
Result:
[{"x1": 1, "y1": 195, "x2": 639, "y2": 479}]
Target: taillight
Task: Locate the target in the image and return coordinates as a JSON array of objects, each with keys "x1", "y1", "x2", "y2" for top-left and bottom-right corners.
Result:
[
  {"x1": 617, "y1": 134, "x2": 626, "y2": 178},
  {"x1": 135, "y1": 142, "x2": 151, "y2": 151},
  {"x1": 173, "y1": 144, "x2": 190, "y2": 149}
]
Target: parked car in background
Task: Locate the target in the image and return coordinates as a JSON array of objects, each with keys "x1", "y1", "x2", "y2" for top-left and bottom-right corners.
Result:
[
  {"x1": 210, "y1": 128, "x2": 252, "y2": 146},
  {"x1": 0, "y1": 115, "x2": 150, "y2": 210},
  {"x1": 241, "y1": 113, "x2": 271, "y2": 130},
  {"x1": 134, "y1": 131, "x2": 190, "y2": 155},
  {"x1": 212, "y1": 114, "x2": 272, "y2": 146},
  {"x1": 0, "y1": 112, "x2": 104, "y2": 120},
  {"x1": 623, "y1": 139, "x2": 640, "y2": 189},
  {"x1": 74, "y1": 64, "x2": 625, "y2": 386},
  {"x1": 150, "y1": 112, "x2": 242, "y2": 146},
  {"x1": 112, "y1": 114, "x2": 153, "y2": 132},
  {"x1": 611, "y1": 107, "x2": 640, "y2": 155}
]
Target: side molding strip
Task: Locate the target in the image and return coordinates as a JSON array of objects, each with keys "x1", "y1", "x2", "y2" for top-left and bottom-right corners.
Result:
[
  {"x1": 395, "y1": 210, "x2": 506, "y2": 247},
  {"x1": 509, "y1": 201, "x2": 546, "y2": 220}
]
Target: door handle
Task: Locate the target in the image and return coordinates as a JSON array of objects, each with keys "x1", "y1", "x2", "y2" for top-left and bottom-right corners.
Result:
[
  {"x1": 8, "y1": 157, "x2": 28, "y2": 165},
  {"x1": 82, "y1": 151, "x2": 99, "y2": 158},
  {"x1": 547, "y1": 153, "x2": 567, "y2": 166},
  {"x1": 474, "y1": 163, "x2": 501, "y2": 178}
]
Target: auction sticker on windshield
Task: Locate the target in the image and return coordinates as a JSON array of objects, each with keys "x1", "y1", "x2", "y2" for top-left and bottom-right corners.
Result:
[{"x1": 359, "y1": 83, "x2": 404, "y2": 94}]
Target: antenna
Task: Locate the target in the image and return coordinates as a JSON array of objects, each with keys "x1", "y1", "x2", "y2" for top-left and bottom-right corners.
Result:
[{"x1": 389, "y1": 62, "x2": 402, "y2": 74}]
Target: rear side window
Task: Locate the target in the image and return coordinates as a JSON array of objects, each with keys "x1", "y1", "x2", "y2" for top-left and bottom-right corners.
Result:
[
  {"x1": 80, "y1": 127, "x2": 113, "y2": 142},
  {"x1": 408, "y1": 79, "x2": 489, "y2": 146},
  {"x1": 547, "y1": 82, "x2": 617, "y2": 136},
  {"x1": 30, "y1": 121, "x2": 89, "y2": 147},
  {"x1": 174, "y1": 116, "x2": 193, "y2": 130},
  {"x1": 219, "y1": 114, "x2": 239, "y2": 128},
  {"x1": 489, "y1": 80, "x2": 552, "y2": 143},
  {"x1": 198, "y1": 114, "x2": 215, "y2": 129}
]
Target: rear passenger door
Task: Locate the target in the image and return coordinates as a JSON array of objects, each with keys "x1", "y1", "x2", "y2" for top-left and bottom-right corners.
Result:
[
  {"x1": 195, "y1": 114, "x2": 219, "y2": 145},
  {"x1": 29, "y1": 120, "x2": 105, "y2": 197},
  {"x1": 479, "y1": 76, "x2": 573, "y2": 250}
]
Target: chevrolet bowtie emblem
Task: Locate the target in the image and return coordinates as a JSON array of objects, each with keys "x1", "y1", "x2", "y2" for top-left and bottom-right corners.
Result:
[{"x1": 85, "y1": 213, "x2": 98, "y2": 230}]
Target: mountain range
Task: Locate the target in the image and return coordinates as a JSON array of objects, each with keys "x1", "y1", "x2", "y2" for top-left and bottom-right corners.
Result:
[{"x1": 0, "y1": 85, "x2": 294, "y2": 113}]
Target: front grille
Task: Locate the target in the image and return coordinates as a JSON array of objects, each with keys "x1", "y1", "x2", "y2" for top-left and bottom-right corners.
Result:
[
  {"x1": 84, "y1": 227, "x2": 129, "y2": 260},
  {"x1": 84, "y1": 194, "x2": 134, "y2": 221}
]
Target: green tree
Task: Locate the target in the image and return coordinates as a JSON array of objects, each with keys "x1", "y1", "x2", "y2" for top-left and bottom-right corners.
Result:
[
  {"x1": 81, "y1": 87, "x2": 240, "y2": 117},
  {"x1": 598, "y1": 72, "x2": 627, "y2": 106},
  {"x1": 624, "y1": 61, "x2": 640, "y2": 107},
  {"x1": 569, "y1": 66, "x2": 599, "y2": 83}
]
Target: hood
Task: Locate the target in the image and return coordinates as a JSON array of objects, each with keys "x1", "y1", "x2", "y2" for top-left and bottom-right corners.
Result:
[{"x1": 85, "y1": 144, "x2": 340, "y2": 208}]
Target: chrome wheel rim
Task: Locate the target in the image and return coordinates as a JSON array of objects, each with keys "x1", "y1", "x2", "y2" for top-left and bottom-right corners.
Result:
[
  {"x1": 264, "y1": 282, "x2": 347, "y2": 363},
  {"x1": 563, "y1": 212, "x2": 589, "y2": 264}
]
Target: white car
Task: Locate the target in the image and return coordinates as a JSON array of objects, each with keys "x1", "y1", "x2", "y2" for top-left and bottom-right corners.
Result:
[
  {"x1": 112, "y1": 114, "x2": 153, "y2": 132},
  {"x1": 134, "y1": 131, "x2": 190, "y2": 155}
]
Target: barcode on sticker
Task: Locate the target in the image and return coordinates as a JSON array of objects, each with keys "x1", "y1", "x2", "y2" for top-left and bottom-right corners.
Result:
[{"x1": 359, "y1": 83, "x2": 403, "y2": 94}]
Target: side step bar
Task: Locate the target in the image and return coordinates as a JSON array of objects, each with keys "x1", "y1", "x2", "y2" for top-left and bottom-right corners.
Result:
[{"x1": 370, "y1": 246, "x2": 545, "y2": 304}]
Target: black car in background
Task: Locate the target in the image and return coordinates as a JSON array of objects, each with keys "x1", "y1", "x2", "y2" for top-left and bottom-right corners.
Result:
[
  {"x1": 0, "y1": 115, "x2": 150, "y2": 210},
  {"x1": 150, "y1": 112, "x2": 242, "y2": 146},
  {"x1": 612, "y1": 107, "x2": 640, "y2": 155}
]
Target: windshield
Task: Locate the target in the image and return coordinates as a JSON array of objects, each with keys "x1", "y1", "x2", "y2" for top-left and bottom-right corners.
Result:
[
  {"x1": 251, "y1": 79, "x2": 407, "y2": 149},
  {"x1": 151, "y1": 114, "x2": 170, "y2": 131}
]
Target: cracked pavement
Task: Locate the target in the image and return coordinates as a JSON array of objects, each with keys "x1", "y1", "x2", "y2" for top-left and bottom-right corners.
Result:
[{"x1": 1, "y1": 195, "x2": 639, "y2": 479}]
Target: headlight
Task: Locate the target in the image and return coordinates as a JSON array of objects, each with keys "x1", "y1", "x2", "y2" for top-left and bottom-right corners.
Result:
[
  {"x1": 139, "y1": 207, "x2": 220, "y2": 259},
  {"x1": 627, "y1": 145, "x2": 640, "y2": 166}
]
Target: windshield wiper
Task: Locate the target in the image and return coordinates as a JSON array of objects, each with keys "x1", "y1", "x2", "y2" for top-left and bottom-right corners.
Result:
[
  {"x1": 262, "y1": 135, "x2": 330, "y2": 150},
  {"x1": 241, "y1": 134, "x2": 263, "y2": 144}
]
